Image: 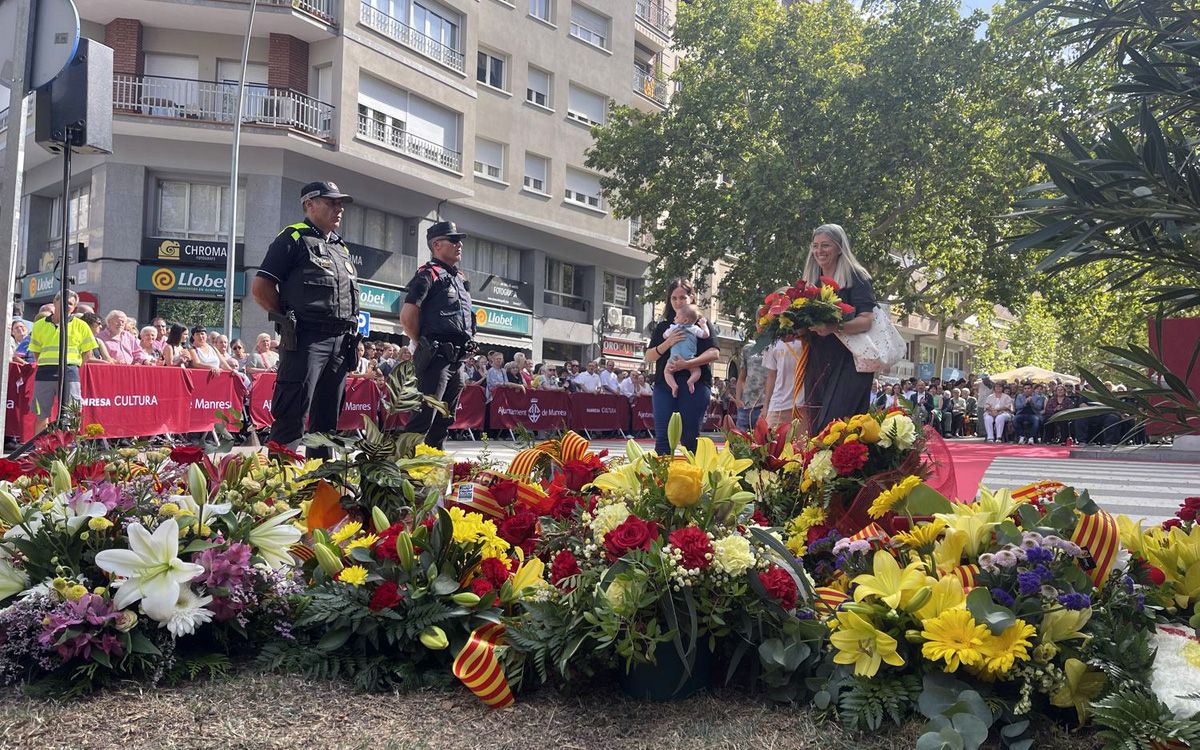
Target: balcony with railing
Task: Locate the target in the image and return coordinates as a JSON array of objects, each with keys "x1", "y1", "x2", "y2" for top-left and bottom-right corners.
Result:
[
  {"x1": 112, "y1": 75, "x2": 335, "y2": 141},
  {"x1": 633, "y1": 69, "x2": 669, "y2": 106},
  {"x1": 634, "y1": 0, "x2": 671, "y2": 37},
  {"x1": 359, "y1": 2, "x2": 466, "y2": 74},
  {"x1": 356, "y1": 111, "x2": 462, "y2": 173},
  {"x1": 262, "y1": 0, "x2": 337, "y2": 24}
]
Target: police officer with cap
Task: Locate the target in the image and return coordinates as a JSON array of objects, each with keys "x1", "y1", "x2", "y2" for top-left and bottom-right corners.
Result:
[
  {"x1": 252, "y1": 181, "x2": 361, "y2": 459},
  {"x1": 399, "y1": 220, "x2": 476, "y2": 449}
]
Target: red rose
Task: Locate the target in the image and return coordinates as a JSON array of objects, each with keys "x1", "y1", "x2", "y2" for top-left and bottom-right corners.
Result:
[
  {"x1": 497, "y1": 511, "x2": 538, "y2": 547},
  {"x1": 831, "y1": 442, "x2": 869, "y2": 476},
  {"x1": 266, "y1": 440, "x2": 304, "y2": 463},
  {"x1": 480, "y1": 557, "x2": 512, "y2": 588},
  {"x1": 751, "y1": 509, "x2": 771, "y2": 527},
  {"x1": 1162, "y1": 518, "x2": 1183, "y2": 531},
  {"x1": 758, "y1": 565, "x2": 798, "y2": 610},
  {"x1": 170, "y1": 445, "x2": 206, "y2": 465},
  {"x1": 471, "y1": 577, "x2": 494, "y2": 596},
  {"x1": 806, "y1": 524, "x2": 833, "y2": 545},
  {"x1": 490, "y1": 479, "x2": 519, "y2": 508},
  {"x1": 561, "y1": 457, "x2": 601, "y2": 493},
  {"x1": 550, "y1": 550, "x2": 581, "y2": 585},
  {"x1": 368, "y1": 581, "x2": 403, "y2": 611},
  {"x1": 801, "y1": 287, "x2": 819, "y2": 299},
  {"x1": 1183, "y1": 497, "x2": 1200, "y2": 509},
  {"x1": 668, "y1": 526, "x2": 714, "y2": 570},
  {"x1": 1146, "y1": 564, "x2": 1166, "y2": 586},
  {"x1": 374, "y1": 522, "x2": 407, "y2": 561},
  {"x1": 0, "y1": 458, "x2": 24, "y2": 483},
  {"x1": 603, "y1": 516, "x2": 659, "y2": 563},
  {"x1": 785, "y1": 287, "x2": 802, "y2": 300},
  {"x1": 1180, "y1": 505, "x2": 1197, "y2": 523},
  {"x1": 71, "y1": 460, "x2": 106, "y2": 484}
]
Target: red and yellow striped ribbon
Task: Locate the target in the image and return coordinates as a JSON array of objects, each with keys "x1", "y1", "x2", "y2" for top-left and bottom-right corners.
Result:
[
  {"x1": 1072, "y1": 509, "x2": 1121, "y2": 589},
  {"x1": 508, "y1": 431, "x2": 592, "y2": 477},
  {"x1": 951, "y1": 564, "x2": 980, "y2": 590},
  {"x1": 1012, "y1": 480, "x2": 1066, "y2": 503},
  {"x1": 848, "y1": 522, "x2": 890, "y2": 544},
  {"x1": 288, "y1": 543, "x2": 314, "y2": 562},
  {"x1": 452, "y1": 623, "x2": 514, "y2": 709},
  {"x1": 451, "y1": 480, "x2": 504, "y2": 519},
  {"x1": 815, "y1": 586, "x2": 850, "y2": 615}
]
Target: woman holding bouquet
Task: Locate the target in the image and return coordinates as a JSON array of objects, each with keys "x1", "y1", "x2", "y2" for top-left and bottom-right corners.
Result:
[
  {"x1": 804, "y1": 224, "x2": 877, "y2": 431},
  {"x1": 645, "y1": 278, "x2": 720, "y2": 454}
]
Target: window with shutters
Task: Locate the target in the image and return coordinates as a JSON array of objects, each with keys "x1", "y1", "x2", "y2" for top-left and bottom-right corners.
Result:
[
  {"x1": 569, "y1": 3, "x2": 609, "y2": 50},
  {"x1": 474, "y1": 138, "x2": 505, "y2": 181},
  {"x1": 523, "y1": 153, "x2": 549, "y2": 194},
  {"x1": 567, "y1": 84, "x2": 606, "y2": 126},
  {"x1": 529, "y1": 0, "x2": 552, "y2": 23},
  {"x1": 526, "y1": 66, "x2": 552, "y2": 109},
  {"x1": 564, "y1": 168, "x2": 603, "y2": 211}
]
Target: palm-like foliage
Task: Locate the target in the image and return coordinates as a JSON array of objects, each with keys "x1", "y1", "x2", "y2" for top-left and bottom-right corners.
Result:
[{"x1": 1009, "y1": 0, "x2": 1200, "y2": 434}]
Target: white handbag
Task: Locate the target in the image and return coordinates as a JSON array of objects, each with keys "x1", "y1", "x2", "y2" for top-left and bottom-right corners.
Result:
[{"x1": 836, "y1": 305, "x2": 905, "y2": 373}]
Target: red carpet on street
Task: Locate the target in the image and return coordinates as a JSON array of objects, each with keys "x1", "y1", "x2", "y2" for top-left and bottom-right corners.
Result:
[{"x1": 942, "y1": 440, "x2": 1071, "y2": 500}]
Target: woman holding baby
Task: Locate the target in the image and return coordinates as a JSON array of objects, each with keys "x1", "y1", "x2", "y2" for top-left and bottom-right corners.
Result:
[{"x1": 645, "y1": 278, "x2": 720, "y2": 455}]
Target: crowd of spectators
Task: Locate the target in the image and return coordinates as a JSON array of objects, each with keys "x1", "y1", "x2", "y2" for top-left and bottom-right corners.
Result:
[{"x1": 460, "y1": 352, "x2": 655, "y2": 404}]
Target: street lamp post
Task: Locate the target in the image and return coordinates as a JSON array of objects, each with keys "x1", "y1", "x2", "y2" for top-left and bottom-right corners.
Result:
[{"x1": 223, "y1": 0, "x2": 258, "y2": 341}]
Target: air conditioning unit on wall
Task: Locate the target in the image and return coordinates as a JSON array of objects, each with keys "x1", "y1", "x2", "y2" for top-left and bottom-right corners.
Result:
[{"x1": 605, "y1": 306, "x2": 623, "y2": 327}]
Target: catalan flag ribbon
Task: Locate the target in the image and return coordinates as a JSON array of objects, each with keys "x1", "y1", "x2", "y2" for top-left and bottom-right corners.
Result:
[
  {"x1": 508, "y1": 430, "x2": 592, "y2": 477},
  {"x1": 1071, "y1": 509, "x2": 1121, "y2": 589},
  {"x1": 1012, "y1": 480, "x2": 1066, "y2": 504},
  {"x1": 815, "y1": 587, "x2": 850, "y2": 615},
  {"x1": 951, "y1": 564, "x2": 980, "y2": 590},
  {"x1": 848, "y1": 522, "x2": 891, "y2": 544},
  {"x1": 452, "y1": 623, "x2": 514, "y2": 709}
]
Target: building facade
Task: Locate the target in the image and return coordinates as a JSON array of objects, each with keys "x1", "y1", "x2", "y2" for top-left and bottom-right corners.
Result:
[{"x1": 3, "y1": 0, "x2": 679, "y2": 366}]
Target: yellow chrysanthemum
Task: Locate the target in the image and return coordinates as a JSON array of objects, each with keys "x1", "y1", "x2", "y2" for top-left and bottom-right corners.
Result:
[
  {"x1": 338, "y1": 565, "x2": 368, "y2": 587},
  {"x1": 976, "y1": 619, "x2": 1036, "y2": 677},
  {"x1": 347, "y1": 534, "x2": 379, "y2": 551},
  {"x1": 448, "y1": 507, "x2": 510, "y2": 560},
  {"x1": 920, "y1": 608, "x2": 988, "y2": 672},
  {"x1": 330, "y1": 521, "x2": 363, "y2": 544},
  {"x1": 893, "y1": 519, "x2": 948, "y2": 551},
  {"x1": 868, "y1": 475, "x2": 922, "y2": 519}
]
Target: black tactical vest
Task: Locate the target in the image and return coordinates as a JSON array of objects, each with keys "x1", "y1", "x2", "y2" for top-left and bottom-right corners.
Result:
[
  {"x1": 415, "y1": 260, "x2": 474, "y2": 342},
  {"x1": 279, "y1": 222, "x2": 359, "y2": 326}
]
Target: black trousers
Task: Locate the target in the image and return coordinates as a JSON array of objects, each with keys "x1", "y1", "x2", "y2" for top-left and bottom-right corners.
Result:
[
  {"x1": 405, "y1": 352, "x2": 464, "y2": 449},
  {"x1": 269, "y1": 328, "x2": 351, "y2": 459}
]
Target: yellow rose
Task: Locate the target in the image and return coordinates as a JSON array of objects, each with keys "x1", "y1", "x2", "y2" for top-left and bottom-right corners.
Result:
[
  {"x1": 665, "y1": 463, "x2": 705, "y2": 508},
  {"x1": 858, "y1": 418, "x2": 881, "y2": 444}
]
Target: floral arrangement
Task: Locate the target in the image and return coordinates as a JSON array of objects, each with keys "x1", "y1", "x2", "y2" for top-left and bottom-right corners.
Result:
[
  {"x1": 0, "y1": 432, "x2": 302, "y2": 693},
  {"x1": 752, "y1": 276, "x2": 853, "y2": 351},
  {"x1": 504, "y1": 421, "x2": 824, "y2": 699},
  {"x1": 1118, "y1": 497, "x2": 1200, "y2": 629}
]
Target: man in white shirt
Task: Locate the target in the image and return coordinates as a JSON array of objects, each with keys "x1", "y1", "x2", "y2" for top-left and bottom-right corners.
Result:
[
  {"x1": 618, "y1": 370, "x2": 636, "y2": 399},
  {"x1": 598, "y1": 358, "x2": 620, "y2": 394},
  {"x1": 573, "y1": 360, "x2": 602, "y2": 394}
]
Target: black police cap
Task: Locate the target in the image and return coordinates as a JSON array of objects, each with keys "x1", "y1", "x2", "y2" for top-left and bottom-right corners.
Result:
[
  {"x1": 427, "y1": 220, "x2": 467, "y2": 243},
  {"x1": 300, "y1": 181, "x2": 353, "y2": 203}
]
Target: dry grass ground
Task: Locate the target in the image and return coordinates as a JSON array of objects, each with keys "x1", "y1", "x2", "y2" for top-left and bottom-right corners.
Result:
[{"x1": 0, "y1": 671, "x2": 1103, "y2": 750}]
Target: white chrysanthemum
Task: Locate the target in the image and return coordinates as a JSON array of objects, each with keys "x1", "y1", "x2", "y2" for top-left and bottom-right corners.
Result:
[
  {"x1": 161, "y1": 586, "x2": 215, "y2": 637},
  {"x1": 590, "y1": 502, "x2": 631, "y2": 543},
  {"x1": 806, "y1": 450, "x2": 836, "y2": 483},
  {"x1": 878, "y1": 414, "x2": 917, "y2": 450},
  {"x1": 712, "y1": 535, "x2": 754, "y2": 577},
  {"x1": 1150, "y1": 625, "x2": 1200, "y2": 719}
]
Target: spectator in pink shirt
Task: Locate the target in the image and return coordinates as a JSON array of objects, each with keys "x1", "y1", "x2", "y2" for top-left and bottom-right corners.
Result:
[{"x1": 97, "y1": 310, "x2": 150, "y2": 365}]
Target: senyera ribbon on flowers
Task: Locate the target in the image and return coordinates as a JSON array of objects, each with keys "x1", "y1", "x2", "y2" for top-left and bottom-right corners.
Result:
[{"x1": 453, "y1": 623, "x2": 514, "y2": 709}]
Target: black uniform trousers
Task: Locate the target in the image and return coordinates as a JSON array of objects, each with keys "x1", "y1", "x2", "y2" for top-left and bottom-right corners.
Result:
[
  {"x1": 405, "y1": 351, "x2": 464, "y2": 450},
  {"x1": 269, "y1": 326, "x2": 352, "y2": 459}
]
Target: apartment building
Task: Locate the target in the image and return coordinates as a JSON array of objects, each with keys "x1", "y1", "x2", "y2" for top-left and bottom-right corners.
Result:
[{"x1": 2, "y1": 0, "x2": 679, "y2": 367}]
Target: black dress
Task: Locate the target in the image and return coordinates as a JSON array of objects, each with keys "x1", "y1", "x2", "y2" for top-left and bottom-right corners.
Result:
[{"x1": 805, "y1": 274, "x2": 876, "y2": 431}]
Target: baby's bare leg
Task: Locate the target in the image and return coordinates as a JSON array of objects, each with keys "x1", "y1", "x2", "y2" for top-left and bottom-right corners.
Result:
[{"x1": 687, "y1": 366, "x2": 701, "y2": 394}]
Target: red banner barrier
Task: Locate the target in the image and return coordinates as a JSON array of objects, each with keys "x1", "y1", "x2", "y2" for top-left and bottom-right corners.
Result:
[
  {"x1": 488, "y1": 388, "x2": 570, "y2": 431},
  {"x1": 6, "y1": 363, "x2": 36, "y2": 440},
  {"x1": 182, "y1": 370, "x2": 247, "y2": 434},
  {"x1": 452, "y1": 385, "x2": 486, "y2": 430},
  {"x1": 1148, "y1": 317, "x2": 1200, "y2": 436},
  {"x1": 338, "y1": 377, "x2": 382, "y2": 431},
  {"x1": 248, "y1": 374, "x2": 274, "y2": 429},
  {"x1": 570, "y1": 392, "x2": 631, "y2": 432},
  {"x1": 703, "y1": 401, "x2": 725, "y2": 431},
  {"x1": 632, "y1": 395, "x2": 655, "y2": 432}
]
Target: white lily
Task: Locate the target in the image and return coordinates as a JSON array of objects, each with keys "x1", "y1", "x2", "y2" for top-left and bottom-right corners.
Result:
[
  {"x1": 248, "y1": 509, "x2": 302, "y2": 569},
  {"x1": 48, "y1": 493, "x2": 109, "y2": 535},
  {"x1": 0, "y1": 557, "x2": 28, "y2": 602},
  {"x1": 175, "y1": 494, "x2": 232, "y2": 529},
  {"x1": 94, "y1": 518, "x2": 205, "y2": 622}
]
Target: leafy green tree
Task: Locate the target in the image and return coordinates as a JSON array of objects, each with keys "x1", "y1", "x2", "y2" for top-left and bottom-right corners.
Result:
[{"x1": 1005, "y1": 292, "x2": 1061, "y2": 370}]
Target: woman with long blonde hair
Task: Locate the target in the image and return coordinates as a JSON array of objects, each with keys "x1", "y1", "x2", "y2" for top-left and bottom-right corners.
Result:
[{"x1": 803, "y1": 224, "x2": 878, "y2": 431}]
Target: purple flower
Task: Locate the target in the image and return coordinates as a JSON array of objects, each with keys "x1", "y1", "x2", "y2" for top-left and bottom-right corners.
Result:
[
  {"x1": 37, "y1": 594, "x2": 123, "y2": 662},
  {"x1": 195, "y1": 542, "x2": 255, "y2": 621},
  {"x1": 1017, "y1": 571, "x2": 1042, "y2": 596},
  {"x1": 1057, "y1": 592, "x2": 1090, "y2": 610},
  {"x1": 1025, "y1": 546, "x2": 1054, "y2": 565},
  {"x1": 990, "y1": 588, "x2": 1016, "y2": 607},
  {"x1": 89, "y1": 482, "x2": 124, "y2": 511},
  {"x1": 1034, "y1": 564, "x2": 1054, "y2": 583},
  {"x1": 995, "y1": 550, "x2": 1019, "y2": 567}
]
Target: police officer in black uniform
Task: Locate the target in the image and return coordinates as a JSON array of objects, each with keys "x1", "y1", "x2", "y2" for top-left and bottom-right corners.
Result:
[
  {"x1": 251, "y1": 181, "x2": 361, "y2": 459},
  {"x1": 399, "y1": 221, "x2": 476, "y2": 449}
]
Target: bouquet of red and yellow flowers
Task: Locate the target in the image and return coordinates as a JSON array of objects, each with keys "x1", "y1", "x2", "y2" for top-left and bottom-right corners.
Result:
[{"x1": 753, "y1": 276, "x2": 853, "y2": 351}]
